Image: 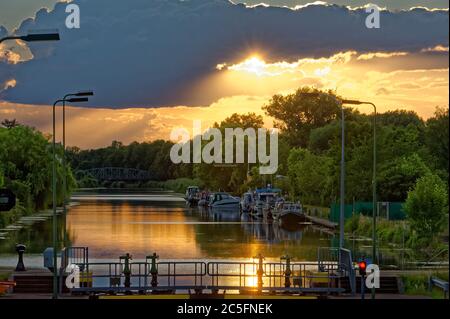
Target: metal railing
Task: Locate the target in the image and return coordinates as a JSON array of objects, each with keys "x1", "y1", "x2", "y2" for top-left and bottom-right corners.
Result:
[
  {"x1": 60, "y1": 246, "x2": 89, "y2": 293},
  {"x1": 67, "y1": 260, "x2": 344, "y2": 295},
  {"x1": 157, "y1": 261, "x2": 207, "y2": 288},
  {"x1": 61, "y1": 246, "x2": 89, "y2": 271},
  {"x1": 207, "y1": 260, "x2": 342, "y2": 293},
  {"x1": 61, "y1": 247, "x2": 347, "y2": 295}
]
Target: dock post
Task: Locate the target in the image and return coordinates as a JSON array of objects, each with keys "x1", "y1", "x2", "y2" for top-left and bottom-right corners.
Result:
[
  {"x1": 147, "y1": 252, "x2": 159, "y2": 288},
  {"x1": 254, "y1": 254, "x2": 265, "y2": 293},
  {"x1": 15, "y1": 244, "x2": 26, "y2": 272},
  {"x1": 120, "y1": 253, "x2": 132, "y2": 294},
  {"x1": 281, "y1": 255, "x2": 292, "y2": 288}
]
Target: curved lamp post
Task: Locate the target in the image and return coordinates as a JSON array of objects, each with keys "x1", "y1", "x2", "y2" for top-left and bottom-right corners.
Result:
[
  {"x1": 300, "y1": 92, "x2": 377, "y2": 298},
  {"x1": 60, "y1": 92, "x2": 94, "y2": 274},
  {"x1": 52, "y1": 97, "x2": 89, "y2": 299},
  {"x1": 61, "y1": 91, "x2": 94, "y2": 216},
  {"x1": 343, "y1": 100, "x2": 377, "y2": 299}
]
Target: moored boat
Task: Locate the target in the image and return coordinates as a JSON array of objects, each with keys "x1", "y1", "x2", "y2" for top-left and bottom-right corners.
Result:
[
  {"x1": 198, "y1": 190, "x2": 210, "y2": 206},
  {"x1": 240, "y1": 192, "x2": 255, "y2": 213},
  {"x1": 209, "y1": 192, "x2": 240, "y2": 208},
  {"x1": 277, "y1": 202, "x2": 306, "y2": 227},
  {"x1": 185, "y1": 186, "x2": 200, "y2": 206},
  {"x1": 253, "y1": 187, "x2": 282, "y2": 218}
]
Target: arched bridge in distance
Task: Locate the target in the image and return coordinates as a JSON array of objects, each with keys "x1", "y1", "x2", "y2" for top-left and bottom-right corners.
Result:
[{"x1": 79, "y1": 167, "x2": 152, "y2": 182}]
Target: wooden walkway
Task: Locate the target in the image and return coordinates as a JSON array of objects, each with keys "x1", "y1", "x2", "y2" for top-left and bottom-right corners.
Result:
[{"x1": 305, "y1": 215, "x2": 337, "y2": 229}]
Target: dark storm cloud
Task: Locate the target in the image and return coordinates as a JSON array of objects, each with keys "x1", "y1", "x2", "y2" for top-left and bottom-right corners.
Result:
[{"x1": 0, "y1": 0, "x2": 448, "y2": 108}]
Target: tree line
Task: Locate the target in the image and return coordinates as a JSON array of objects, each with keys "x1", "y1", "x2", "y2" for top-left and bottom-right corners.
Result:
[{"x1": 68, "y1": 87, "x2": 448, "y2": 205}]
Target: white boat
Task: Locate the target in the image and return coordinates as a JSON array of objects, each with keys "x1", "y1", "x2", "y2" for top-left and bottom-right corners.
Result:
[
  {"x1": 240, "y1": 192, "x2": 255, "y2": 213},
  {"x1": 253, "y1": 187, "x2": 282, "y2": 218},
  {"x1": 209, "y1": 192, "x2": 240, "y2": 208},
  {"x1": 185, "y1": 186, "x2": 200, "y2": 206}
]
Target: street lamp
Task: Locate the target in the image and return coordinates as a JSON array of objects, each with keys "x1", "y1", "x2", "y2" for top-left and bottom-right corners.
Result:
[
  {"x1": 61, "y1": 91, "x2": 94, "y2": 216},
  {"x1": 341, "y1": 100, "x2": 377, "y2": 300},
  {"x1": 52, "y1": 97, "x2": 89, "y2": 299},
  {"x1": 60, "y1": 92, "x2": 93, "y2": 263},
  {"x1": 299, "y1": 93, "x2": 377, "y2": 260},
  {"x1": 0, "y1": 32, "x2": 60, "y2": 44}
]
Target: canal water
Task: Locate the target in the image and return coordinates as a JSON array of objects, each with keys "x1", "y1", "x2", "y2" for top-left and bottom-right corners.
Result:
[{"x1": 0, "y1": 189, "x2": 338, "y2": 268}]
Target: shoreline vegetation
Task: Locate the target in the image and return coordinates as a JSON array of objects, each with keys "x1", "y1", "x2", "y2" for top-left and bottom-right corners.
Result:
[
  {"x1": 0, "y1": 124, "x2": 75, "y2": 229},
  {"x1": 1, "y1": 87, "x2": 448, "y2": 260}
]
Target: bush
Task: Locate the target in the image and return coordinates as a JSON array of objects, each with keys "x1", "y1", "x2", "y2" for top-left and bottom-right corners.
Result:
[
  {"x1": 0, "y1": 201, "x2": 28, "y2": 228},
  {"x1": 401, "y1": 272, "x2": 449, "y2": 298},
  {"x1": 404, "y1": 173, "x2": 448, "y2": 247},
  {"x1": 346, "y1": 214, "x2": 360, "y2": 234}
]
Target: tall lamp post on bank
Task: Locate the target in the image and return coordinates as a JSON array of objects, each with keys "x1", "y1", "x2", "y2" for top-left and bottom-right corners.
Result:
[
  {"x1": 61, "y1": 91, "x2": 94, "y2": 216},
  {"x1": 52, "y1": 97, "x2": 89, "y2": 299},
  {"x1": 300, "y1": 93, "x2": 377, "y2": 272},
  {"x1": 60, "y1": 92, "x2": 94, "y2": 256},
  {"x1": 343, "y1": 100, "x2": 377, "y2": 299}
]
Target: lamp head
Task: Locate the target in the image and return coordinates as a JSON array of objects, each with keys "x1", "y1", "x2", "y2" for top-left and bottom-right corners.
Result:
[
  {"x1": 342, "y1": 99, "x2": 363, "y2": 105},
  {"x1": 66, "y1": 97, "x2": 89, "y2": 103},
  {"x1": 75, "y1": 91, "x2": 94, "y2": 97},
  {"x1": 21, "y1": 32, "x2": 60, "y2": 42}
]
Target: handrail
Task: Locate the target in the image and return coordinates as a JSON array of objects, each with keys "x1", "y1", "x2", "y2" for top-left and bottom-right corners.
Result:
[
  {"x1": 429, "y1": 277, "x2": 449, "y2": 299},
  {"x1": 69, "y1": 259, "x2": 345, "y2": 294},
  {"x1": 59, "y1": 246, "x2": 348, "y2": 295}
]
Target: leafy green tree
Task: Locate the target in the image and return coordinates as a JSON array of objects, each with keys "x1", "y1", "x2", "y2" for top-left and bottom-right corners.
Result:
[
  {"x1": 0, "y1": 168, "x2": 4, "y2": 187},
  {"x1": 425, "y1": 107, "x2": 449, "y2": 175},
  {"x1": 195, "y1": 113, "x2": 264, "y2": 193},
  {"x1": 378, "y1": 153, "x2": 431, "y2": 202},
  {"x1": 0, "y1": 125, "x2": 74, "y2": 212},
  {"x1": 378, "y1": 110, "x2": 424, "y2": 128},
  {"x1": 194, "y1": 113, "x2": 265, "y2": 192},
  {"x1": 404, "y1": 173, "x2": 448, "y2": 249},
  {"x1": 287, "y1": 148, "x2": 334, "y2": 206},
  {"x1": 263, "y1": 87, "x2": 340, "y2": 147}
]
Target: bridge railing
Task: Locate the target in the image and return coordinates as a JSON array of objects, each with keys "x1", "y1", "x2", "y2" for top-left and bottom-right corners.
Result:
[{"x1": 77, "y1": 167, "x2": 152, "y2": 181}]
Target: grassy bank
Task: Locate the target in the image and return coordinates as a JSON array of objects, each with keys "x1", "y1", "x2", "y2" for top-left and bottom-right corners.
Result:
[
  {"x1": 401, "y1": 272, "x2": 449, "y2": 299},
  {"x1": 345, "y1": 214, "x2": 410, "y2": 246}
]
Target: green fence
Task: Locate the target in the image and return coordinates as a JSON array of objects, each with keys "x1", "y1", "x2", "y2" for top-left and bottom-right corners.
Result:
[{"x1": 329, "y1": 201, "x2": 406, "y2": 223}]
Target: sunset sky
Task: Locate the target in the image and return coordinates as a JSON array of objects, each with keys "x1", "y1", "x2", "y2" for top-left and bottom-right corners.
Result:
[{"x1": 0, "y1": 0, "x2": 448, "y2": 149}]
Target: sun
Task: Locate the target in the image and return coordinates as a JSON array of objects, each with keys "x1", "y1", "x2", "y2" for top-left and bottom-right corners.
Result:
[
  {"x1": 238, "y1": 56, "x2": 267, "y2": 76},
  {"x1": 217, "y1": 55, "x2": 269, "y2": 77}
]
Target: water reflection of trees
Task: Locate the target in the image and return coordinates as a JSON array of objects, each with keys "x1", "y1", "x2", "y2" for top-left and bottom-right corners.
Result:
[
  {"x1": 0, "y1": 214, "x2": 73, "y2": 254},
  {"x1": 193, "y1": 207, "x2": 332, "y2": 260}
]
